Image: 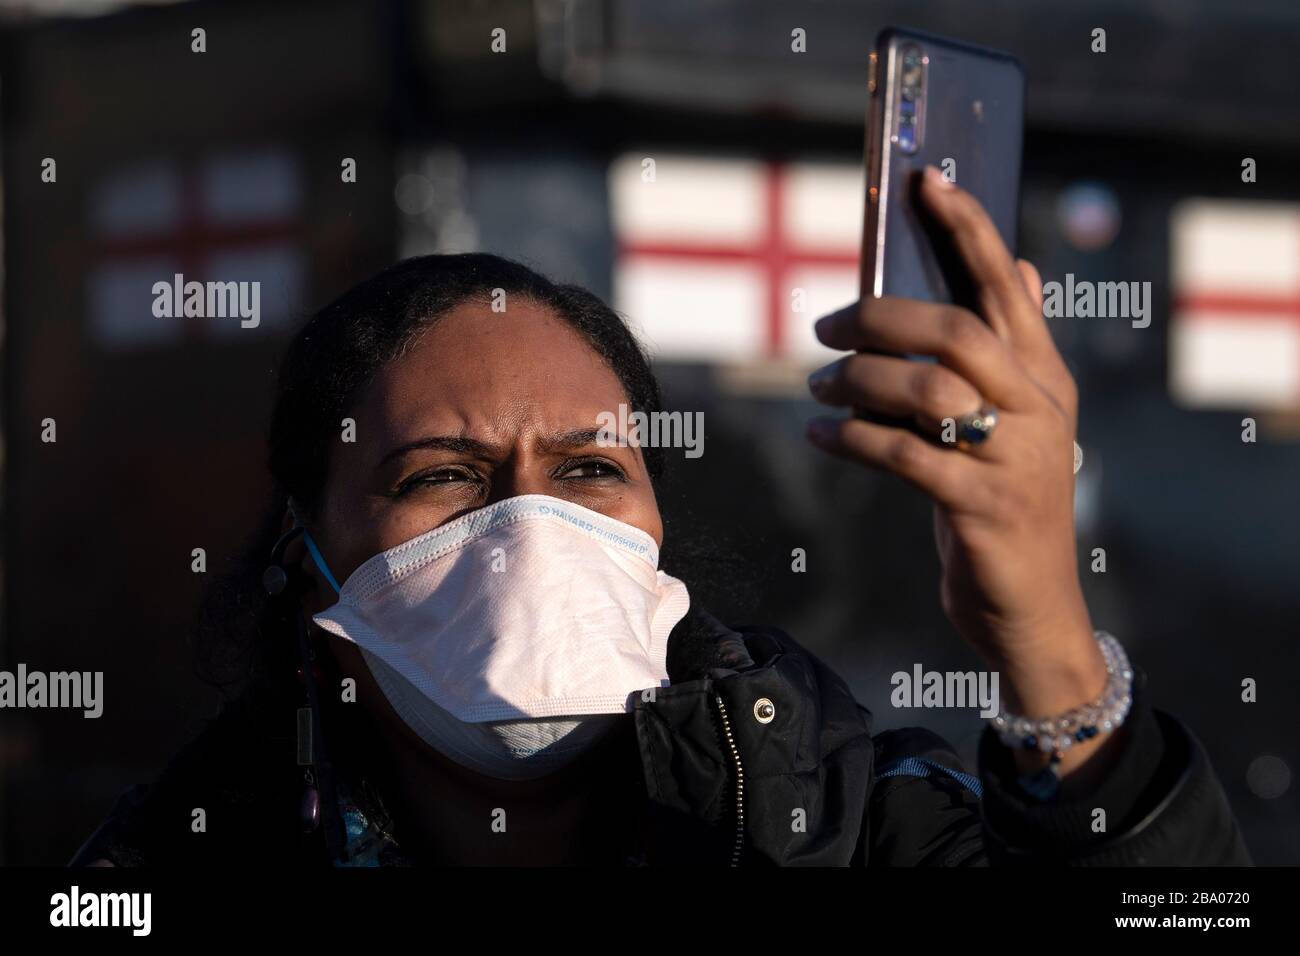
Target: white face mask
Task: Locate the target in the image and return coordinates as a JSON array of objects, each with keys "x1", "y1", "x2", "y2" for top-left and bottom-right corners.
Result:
[{"x1": 304, "y1": 494, "x2": 691, "y2": 780}]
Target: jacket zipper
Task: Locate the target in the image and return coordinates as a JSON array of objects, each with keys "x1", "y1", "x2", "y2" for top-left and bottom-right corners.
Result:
[{"x1": 714, "y1": 694, "x2": 745, "y2": 867}]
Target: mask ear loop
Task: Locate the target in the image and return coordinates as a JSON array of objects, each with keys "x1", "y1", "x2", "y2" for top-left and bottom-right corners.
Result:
[
  {"x1": 288, "y1": 500, "x2": 341, "y2": 595},
  {"x1": 266, "y1": 506, "x2": 349, "y2": 864}
]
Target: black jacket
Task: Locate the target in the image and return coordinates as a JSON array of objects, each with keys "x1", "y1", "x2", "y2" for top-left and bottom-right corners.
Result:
[{"x1": 72, "y1": 608, "x2": 1251, "y2": 866}]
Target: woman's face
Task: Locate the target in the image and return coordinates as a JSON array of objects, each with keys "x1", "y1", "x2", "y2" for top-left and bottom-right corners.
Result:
[{"x1": 298, "y1": 295, "x2": 663, "y2": 614}]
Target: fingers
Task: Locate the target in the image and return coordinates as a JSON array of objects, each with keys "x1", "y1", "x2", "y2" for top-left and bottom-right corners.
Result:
[
  {"x1": 806, "y1": 416, "x2": 981, "y2": 512},
  {"x1": 1017, "y1": 259, "x2": 1044, "y2": 312},
  {"x1": 807, "y1": 352, "x2": 984, "y2": 437},
  {"x1": 1012, "y1": 256, "x2": 1070, "y2": 393},
  {"x1": 814, "y1": 297, "x2": 1038, "y2": 412},
  {"x1": 917, "y1": 168, "x2": 1057, "y2": 359}
]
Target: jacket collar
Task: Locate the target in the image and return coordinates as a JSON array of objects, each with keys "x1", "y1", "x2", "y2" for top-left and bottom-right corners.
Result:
[
  {"x1": 665, "y1": 605, "x2": 759, "y2": 681},
  {"x1": 633, "y1": 604, "x2": 874, "y2": 865}
]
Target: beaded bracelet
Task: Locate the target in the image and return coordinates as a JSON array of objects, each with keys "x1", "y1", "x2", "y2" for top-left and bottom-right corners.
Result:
[{"x1": 991, "y1": 631, "x2": 1133, "y2": 766}]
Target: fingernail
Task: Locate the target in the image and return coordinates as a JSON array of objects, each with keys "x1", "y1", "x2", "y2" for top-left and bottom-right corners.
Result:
[
  {"x1": 924, "y1": 165, "x2": 954, "y2": 189},
  {"x1": 814, "y1": 303, "x2": 856, "y2": 342},
  {"x1": 813, "y1": 313, "x2": 831, "y2": 341},
  {"x1": 807, "y1": 365, "x2": 834, "y2": 396},
  {"x1": 807, "y1": 418, "x2": 835, "y2": 443}
]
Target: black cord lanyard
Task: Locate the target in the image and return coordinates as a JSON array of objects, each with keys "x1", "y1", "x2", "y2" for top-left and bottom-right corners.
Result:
[{"x1": 266, "y1": 524, "x2": 350, "y2": 864}]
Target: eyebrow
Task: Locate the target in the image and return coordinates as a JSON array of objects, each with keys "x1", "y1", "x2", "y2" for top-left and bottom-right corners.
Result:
[
  {"x1": 537, "y1": 427, "x2": 620, "y2": 452},
  {"x1": 378, "y1": 427, "x2": 627, "y2": 467},
  {"x1": 378, "y1": 435, "x2": 495, "y2": 467}
]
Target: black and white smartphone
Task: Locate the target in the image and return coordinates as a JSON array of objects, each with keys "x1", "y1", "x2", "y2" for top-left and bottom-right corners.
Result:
[{"x1": 861, "y1": 27, "x2": 1025, "y2": 310}]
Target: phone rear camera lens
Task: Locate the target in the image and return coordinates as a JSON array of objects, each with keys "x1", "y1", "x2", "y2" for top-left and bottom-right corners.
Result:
[{"x1": 900, "y1": 45, "x2": 924, "y2": 87}]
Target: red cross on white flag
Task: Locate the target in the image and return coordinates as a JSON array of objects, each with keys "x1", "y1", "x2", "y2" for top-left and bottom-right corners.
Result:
[
  {"x1": 1171, "y1": 199, "x2": 1300, "y2": 410},
  {"x1": 88, "y1": 149, "x2": 305, "y2": 349},
  {"x1": 611, "y1": 154, "x2": 862, "y2": 364}
]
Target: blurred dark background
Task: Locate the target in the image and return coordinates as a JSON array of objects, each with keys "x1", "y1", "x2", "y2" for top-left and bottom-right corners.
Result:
[{"x1": 1, "y1": 0, "x2": 1297, "y2": 864}]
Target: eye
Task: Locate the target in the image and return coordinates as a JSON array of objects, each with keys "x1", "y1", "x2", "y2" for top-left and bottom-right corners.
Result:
[
  {"x1": 396, "y1": 466, "x2": 482, "y2": 495},
  {"x1": 556, "y1": 457, "x2": 626, "y2": 481}
]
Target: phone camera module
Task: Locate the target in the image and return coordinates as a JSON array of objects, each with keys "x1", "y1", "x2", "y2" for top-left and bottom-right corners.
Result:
[
  {"x1": 895, "y1": 44, "x2": 925, "y2": 154},
  {"x1": 900, "y1": 45, "x2": 924, "y2": 87}
]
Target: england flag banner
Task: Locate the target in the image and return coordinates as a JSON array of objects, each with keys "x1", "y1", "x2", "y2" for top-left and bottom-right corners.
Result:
[
  {"x1": 1171, "y1": 199, "x2": 1300, "y2": 410},
  {"x1": 610, "y1": 153, "x2": 862, "y2": 365}
]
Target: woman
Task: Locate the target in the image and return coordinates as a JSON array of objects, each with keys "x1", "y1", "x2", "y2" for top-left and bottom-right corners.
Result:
[{"x1": 75, "y1": 170, "x2": 1247, "y2": 866}]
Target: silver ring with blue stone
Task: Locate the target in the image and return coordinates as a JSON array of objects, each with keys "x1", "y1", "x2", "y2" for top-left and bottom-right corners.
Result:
[{"x1": 955, "y1": 404, "x2": 998, "y2": 451}]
